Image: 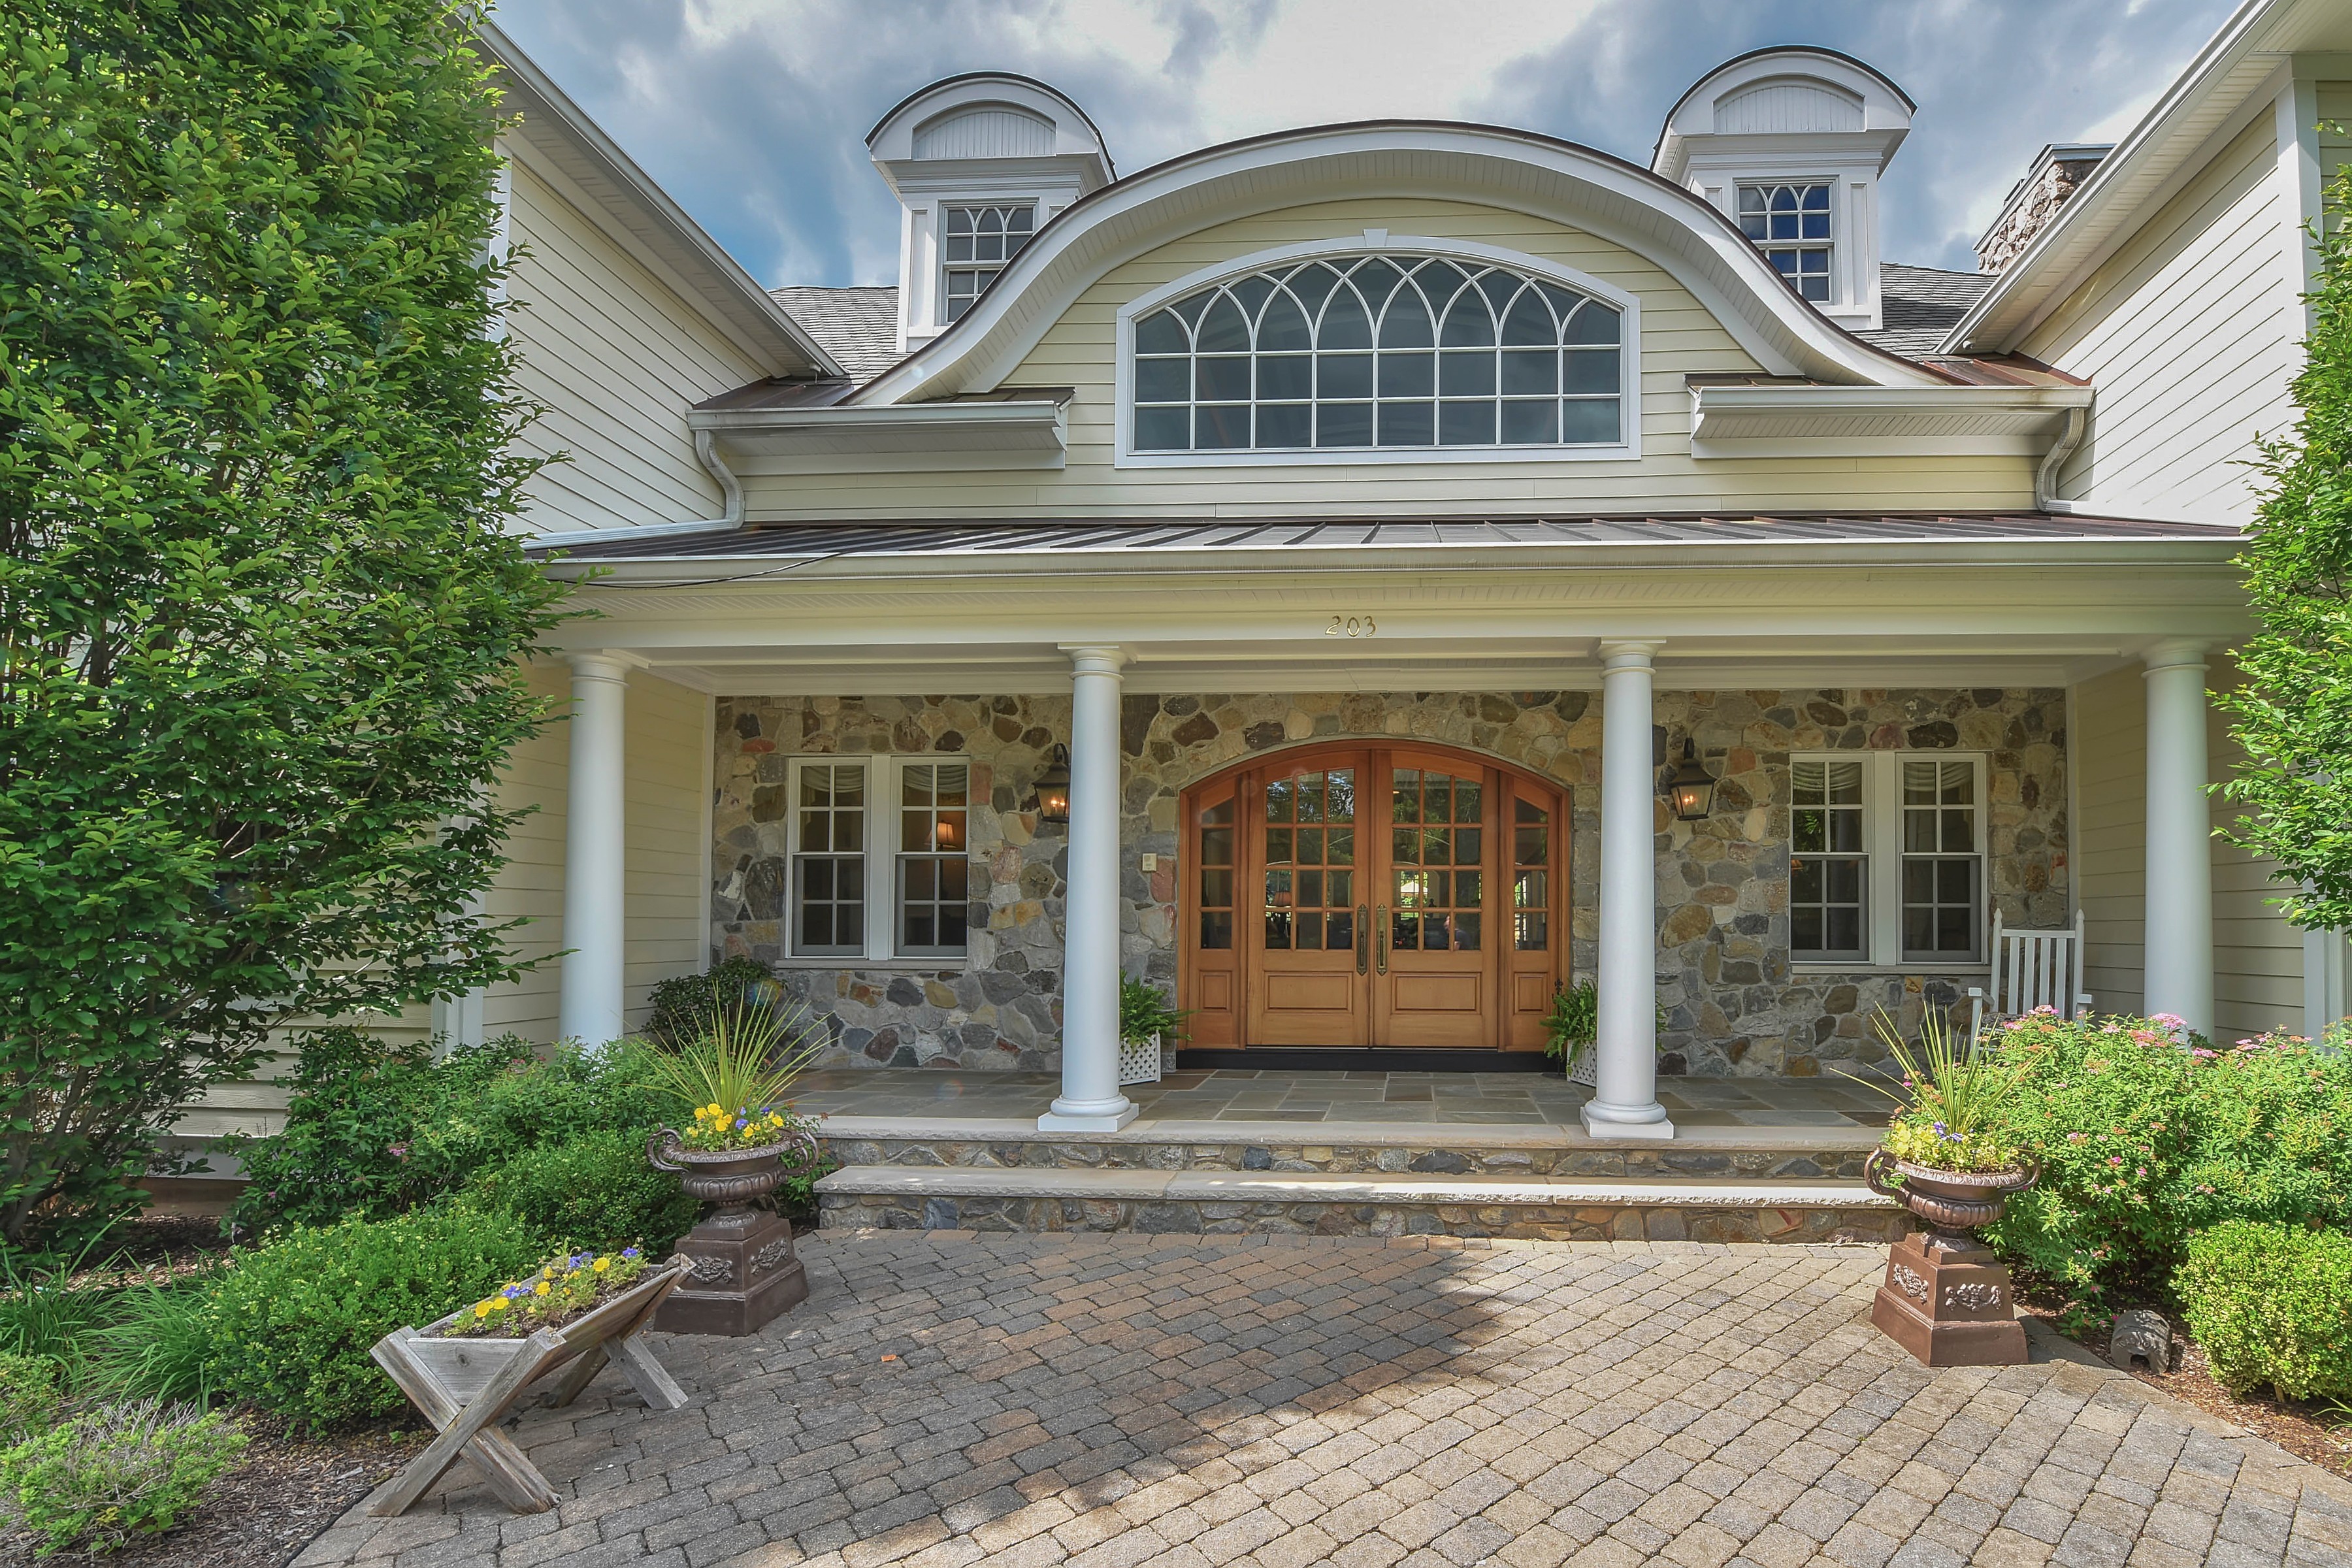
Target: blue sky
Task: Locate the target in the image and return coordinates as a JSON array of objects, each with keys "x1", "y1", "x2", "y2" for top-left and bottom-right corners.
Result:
[{"x1": 490, "y1": 0, "x2": 2238, "y2": 290}]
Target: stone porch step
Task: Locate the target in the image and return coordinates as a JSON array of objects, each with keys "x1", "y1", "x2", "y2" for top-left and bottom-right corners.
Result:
[
  {"x1": 813, "y1": 1164, "x2": 1906, "y2": 1243},
  {"x1": 814, "y1": 1117, "x2": 1880, "y2": 1181}
]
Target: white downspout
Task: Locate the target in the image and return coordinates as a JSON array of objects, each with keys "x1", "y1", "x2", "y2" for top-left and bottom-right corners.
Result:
[
  {"x1": 692, "y1": 429, "x2": 742, "y2": 527},
  {"x1": 2036, "y1": 404, "x2": 2087, "y2": 514}
]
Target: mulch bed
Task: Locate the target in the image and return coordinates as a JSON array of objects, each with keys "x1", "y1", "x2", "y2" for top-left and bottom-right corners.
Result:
[
  {"x1": 2016, "y1": 1297, "x2": 2352, "y2": 1483},
  {"x1": 0, "y1": 1412, "x2": 427, "y2": 1568}
]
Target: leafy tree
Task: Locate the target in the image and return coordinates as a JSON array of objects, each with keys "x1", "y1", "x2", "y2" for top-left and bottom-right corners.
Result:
[
  {"x1": 2220, "y1": 155, "x2": 2352, "y2": 930},
  {"x1": 0, "y1": 0, "x2": 568, "y2": 1253}
]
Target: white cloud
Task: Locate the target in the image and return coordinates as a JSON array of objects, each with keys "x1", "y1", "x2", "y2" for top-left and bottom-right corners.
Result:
[{"x1": 491, "y1": 0, "x2": 2238, "y2": 287}]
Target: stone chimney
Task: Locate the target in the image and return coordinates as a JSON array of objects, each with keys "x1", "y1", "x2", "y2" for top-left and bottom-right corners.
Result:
[{"x1": 1976, "y1": 143, "x2": 2112, "y2": 273}]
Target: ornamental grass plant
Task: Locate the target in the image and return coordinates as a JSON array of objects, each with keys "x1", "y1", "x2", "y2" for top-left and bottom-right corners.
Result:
[
  {"x1": 1982, "y1": 1011, "x2": 2352, "y2": 1303},
  {"x1": 1850, "y1": 1009, "x2": 2033, "y2": 1174},
  {"x1": 638, "y1": 990, "x2": 824, "y2": 1152}
]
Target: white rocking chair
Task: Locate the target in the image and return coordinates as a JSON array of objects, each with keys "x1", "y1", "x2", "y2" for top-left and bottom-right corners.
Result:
[{"x1": 1967, "y1": 909, "x2": 2093, "y2": 1041}]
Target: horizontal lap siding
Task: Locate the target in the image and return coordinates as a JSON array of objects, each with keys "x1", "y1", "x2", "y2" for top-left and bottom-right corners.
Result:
[
  {"x1": 2070, "y1": 661, "x2": 2303, "y2": 1038},
  {"x1": 2029, "y1": 118, "x2": 2296, "y2": 525},
  {"x1": 2074, "y1": 666, "x2": 2146, "y2": 1017},
  {"x1": 505, "y1": 161, "x2": 766, "y2": 534},
  {"x1": 2208, "y1": 662, "x2": 2302, "y2": 1039},
  {"x1": 482, "y1": 661, "x2": 572, "y2": 1041},
  {"x1": 742, "y1": 199, "x2": 2037, "y2": 519},
  {"x1": 622, "y1": 674, "x2": 710, "y2": 1030}
]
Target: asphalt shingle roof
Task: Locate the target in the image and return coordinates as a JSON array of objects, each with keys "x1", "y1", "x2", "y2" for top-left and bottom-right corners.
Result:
[
  {"x1": 1861, "y1": 263, "x2": 1996, "y2": 358},
  {"x1": 767, "y1": 286, "x2": 902, "y2": 381}
]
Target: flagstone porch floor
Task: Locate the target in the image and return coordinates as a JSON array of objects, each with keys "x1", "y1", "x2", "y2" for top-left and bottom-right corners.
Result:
[{"x1": 793, "y1": 1068, "x2": 1895, "y2": 1138}]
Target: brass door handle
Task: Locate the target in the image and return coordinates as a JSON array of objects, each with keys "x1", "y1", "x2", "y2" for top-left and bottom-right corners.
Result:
[
  {"x1": 1375, "y1": 906, "x2": 1390, "y2": 974},
  {"x1": 1356, "y1": 905, "x2": 1371, "y2": 973}
]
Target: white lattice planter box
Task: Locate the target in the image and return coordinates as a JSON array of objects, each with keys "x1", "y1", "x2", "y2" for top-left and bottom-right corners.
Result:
[
  {"x1": 1567, "y1": 1047, "x2": 1597, "y2": 1088},
  {"x1": 1119, "y1": 1031, "x2": 1164, "y2": 1085}
]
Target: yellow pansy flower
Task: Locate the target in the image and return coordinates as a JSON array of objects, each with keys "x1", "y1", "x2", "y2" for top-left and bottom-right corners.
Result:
[
  {"x1": 534, "y1": 1281, "x2": 551, "y2": 1296},
  {"x1": 593, "y1": 1257, "x2": 611, "y2": 1273}
]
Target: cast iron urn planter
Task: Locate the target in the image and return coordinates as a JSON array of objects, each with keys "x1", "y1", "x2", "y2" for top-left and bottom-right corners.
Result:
[
  {"x1": 647, "y1": 1128, "x2": 817, "y2": 1335},
  {"x1": 1863, "y1": 1149, "x2": 2039, "y2": 1367}
]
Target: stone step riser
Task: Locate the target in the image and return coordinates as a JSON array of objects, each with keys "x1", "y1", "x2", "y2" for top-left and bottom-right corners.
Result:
[
  {"x1": 818, "y1": 1191, "x2": 1908, "y2": 1244},
  {"x1": 817, "y1": 1135, "x2": 1870, "y2": 1181}
]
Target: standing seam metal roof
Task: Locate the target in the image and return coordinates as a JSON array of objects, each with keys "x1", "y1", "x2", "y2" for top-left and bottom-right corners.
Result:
[{"x1": 533, "y1": 512, "x2": 2239, "y2": 562}]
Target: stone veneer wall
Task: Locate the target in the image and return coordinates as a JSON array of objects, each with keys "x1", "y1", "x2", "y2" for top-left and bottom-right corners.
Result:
[{"x1": 710, "y1": 687, "x2": 2065, "y2": 1078}]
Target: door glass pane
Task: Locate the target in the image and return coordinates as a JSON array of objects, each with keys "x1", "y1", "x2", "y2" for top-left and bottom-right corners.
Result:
[
  {"x1": 1514, "y1": 795, "x2": 1551, "y2": 950},
  {"x1": 1390, "y1": 768, "x2": 1484, "y2": 951},
  {"x1": 1199, "y1": 796, "x2": 1235, "y2": 949},
  {"x1": 1263, "y1": 767, "x2": 1356, "y2": 951}
]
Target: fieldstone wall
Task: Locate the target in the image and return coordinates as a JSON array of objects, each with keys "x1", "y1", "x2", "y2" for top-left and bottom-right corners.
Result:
[{"x1": 710, "y1": 686, "x2": 2065, "y2": 1079}]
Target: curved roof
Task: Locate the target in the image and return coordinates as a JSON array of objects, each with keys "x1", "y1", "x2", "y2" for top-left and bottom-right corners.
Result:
[
  {"x1": 849, "y1": 119, "x2": 1948, "y2": 407},
  {"x1": 864, "y1": 71, "x2": 1113, "y2": 175}
]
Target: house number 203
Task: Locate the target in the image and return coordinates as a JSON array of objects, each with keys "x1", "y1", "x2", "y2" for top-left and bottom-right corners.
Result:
[{"x1": 1325, "y1": 615, "x2": 1377, "y2": 638}]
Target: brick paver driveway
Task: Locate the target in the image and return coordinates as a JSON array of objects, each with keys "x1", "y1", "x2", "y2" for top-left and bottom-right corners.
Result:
[{"x1": 297, "y1": 1232, "x2": 2352, "y2": 1568}]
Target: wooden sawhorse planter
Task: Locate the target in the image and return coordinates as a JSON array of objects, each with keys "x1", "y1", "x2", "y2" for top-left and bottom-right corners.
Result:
[{"x1": 367, "y1": 1259, "x2": 691, "y2": 1516}]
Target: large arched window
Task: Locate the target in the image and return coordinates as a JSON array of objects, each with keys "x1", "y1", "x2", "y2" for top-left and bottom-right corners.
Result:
[{"x1": 1130, "y1": 254, "x2": 1624, "y2": 454}]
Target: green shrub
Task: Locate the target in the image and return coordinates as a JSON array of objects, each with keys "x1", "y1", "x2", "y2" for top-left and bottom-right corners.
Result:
[
  {"x1": 208, "y1": 1209, "x2": 541, "y2": 1427},
  {"x1": 2174, "y1": 1221, "x2": 2352, "y2": 1401},
  {"x1": 0, "y1": 1354, "x2": 57, "y2": 1448},
  {"x1": 645, "y1": 956, "x2": 781, "y2": 1047},
  {"x1": 0, "y1": 1400, "x2": 245, "y2": 1555},
  {"x1": 463, "y1": 1130, "x2": 700, "y2": 1255},
  {"x1": 226, "y1": 1032, "x2": 674, "y2": 1233},
  {"x1": 91, "y1": 1279, "x2": 222, "y2": 1404},
  {"x1": 1984, "y1": 1013, "x2": 2352, "y2": 1301}
]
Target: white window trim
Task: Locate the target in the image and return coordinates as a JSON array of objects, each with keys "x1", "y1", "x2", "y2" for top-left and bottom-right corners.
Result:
[
  {"x1": 779, "y1": 755, "x2": 974, "y2": 966},
  {"x1": 1791, "y1": 751, "x2": 1989, "y2": 970},
  {"x1": 1113, "y1": 232, "x2": 1641, "y2": 468}
]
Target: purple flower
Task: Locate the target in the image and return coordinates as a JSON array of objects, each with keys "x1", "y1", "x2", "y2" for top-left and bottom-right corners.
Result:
[{"x1": 621, "y1": 1247, "x2": 640, "y2": 1259}]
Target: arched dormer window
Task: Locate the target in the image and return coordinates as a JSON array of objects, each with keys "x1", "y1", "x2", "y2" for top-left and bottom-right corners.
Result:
[{"x1": 1126, "y1": 253, "x2": 1627, "y2": 458}]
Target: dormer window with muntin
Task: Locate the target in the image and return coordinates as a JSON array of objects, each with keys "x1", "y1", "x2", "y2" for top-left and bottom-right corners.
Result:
[
  {"x1": 942, "y1": 203, "x2": 1035, "y2": 322},
  {"x1": 1738, "y1": 182, "x2": 1832, "y2": 302}
]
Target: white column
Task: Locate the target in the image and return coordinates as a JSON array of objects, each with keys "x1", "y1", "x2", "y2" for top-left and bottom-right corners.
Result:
[
  {"x1": 2143, "y1": 639, "x2": 2213, "y2": 1037},
  {"x1": 1584, "y1": 641, "x2": 1674, "y2": 1139},
  {"x1": 1041, "y1": 645, "x2": 1137, "y2": 1131},
  {"x1": 559, "y1": 653, "x2": 629, "y2": 1048}
]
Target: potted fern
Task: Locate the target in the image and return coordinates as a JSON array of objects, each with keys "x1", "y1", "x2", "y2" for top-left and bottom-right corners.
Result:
[{"x1": 1543, "y1": 979, "x2": 1599, "y2": 1085}]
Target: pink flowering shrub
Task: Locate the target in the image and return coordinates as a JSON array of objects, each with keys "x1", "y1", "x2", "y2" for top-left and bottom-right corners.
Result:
[{"x1": 1981, "y1": 1011, "x2": 2352, "y2": 1303}]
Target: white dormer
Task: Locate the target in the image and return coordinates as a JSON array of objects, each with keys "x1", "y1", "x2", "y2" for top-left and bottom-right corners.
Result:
[
  {"x1": 867, "y1": 74, "x2": 1115, "y2": 353},
  {"x1": 1652, "y1": 48, "x2": 1913, "y2": 334}
]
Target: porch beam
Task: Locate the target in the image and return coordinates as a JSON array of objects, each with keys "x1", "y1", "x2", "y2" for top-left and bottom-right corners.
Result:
[
  {"x1": 1040, "y1": 645, "x2": 1137, "y2": 1131},
  {"x1": 559, "y1": 653, "x2": 630, "y2": 1049},
  {"x1": 1585, "y1": 640, "x2": 1675, "y2": 1139},
  {"x1": 2142, "y1": 639, "x2": 2214, "y2": 1037}
]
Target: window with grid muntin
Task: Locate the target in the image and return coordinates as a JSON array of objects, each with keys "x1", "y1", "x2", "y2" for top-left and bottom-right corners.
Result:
[
  {"x1": 897, "y1": 764, "x2": 970, "y2": 956},
  {"x1": 942, "y1": 203, "x2": 1035, "y2": 323},
  {"x1": 1262, "y1": 768, "x2": 1357, "y2": 952},
  {"x1": 792, "y1": 763, "x2": 866, "y2": 956},
  {"x1": 1791, "y1": 758, "x2": 1867, "y2": 960},
  {"x1": 1132, "y1": 254, "x2": 1624, "y2": 453},
  {"x1": 1901, "y1": 759, "x2": 1982, "y2": 962},
  {"x1": 1738, "y1": 183, "x2": 1833, "y2": 302}
]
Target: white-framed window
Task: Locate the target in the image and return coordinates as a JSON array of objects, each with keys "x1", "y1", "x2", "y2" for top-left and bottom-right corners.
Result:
[
  {"x1": 941, "y1": 203, "x2": 1035, "y2": 323},
  {"x1": 783, "y1": 757, "x2": 973, "y2": 962},
  {"x1": 896, "y1": 762, "x2": 970, "y2": 957},
  {"x1": 1789, "y1": 752, "x2": 1985, "y2": 966},
  {"x1": 1120, "y1": 247, "x2": 1635, "y2": 463},
  {"x1": 1738, "y1": 182, "x2": 1833, "y2": 303}
]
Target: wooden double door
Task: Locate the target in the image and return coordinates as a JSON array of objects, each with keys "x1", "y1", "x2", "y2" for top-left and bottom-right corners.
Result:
[{"x1": 1179, "y1": 743, "x2": 1563, "y2": 1053}]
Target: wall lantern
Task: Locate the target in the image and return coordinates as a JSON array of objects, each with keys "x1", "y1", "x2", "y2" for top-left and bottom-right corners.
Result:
[
  {"x1": 1036, "y1": 744, "x2": 1072, "y2": 825},
  {"x1": 1665, "y1": 738, "x2": 1718, "y2": 822}
]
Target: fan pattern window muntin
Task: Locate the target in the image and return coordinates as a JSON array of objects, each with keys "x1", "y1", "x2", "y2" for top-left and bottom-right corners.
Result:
[{"x1": 1132, "y1": 255, "x2": 1625, "y2": 453}]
